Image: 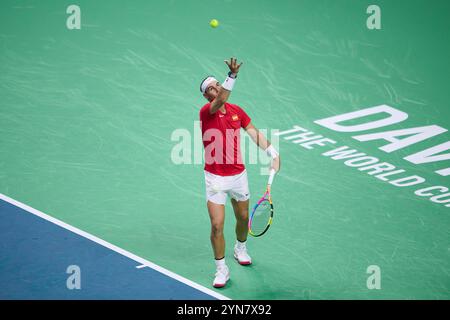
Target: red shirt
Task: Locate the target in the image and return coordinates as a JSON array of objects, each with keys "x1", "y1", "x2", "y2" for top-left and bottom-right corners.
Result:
[{"x1": 199, "y1": 102, "x2": 251, "y2": 176}]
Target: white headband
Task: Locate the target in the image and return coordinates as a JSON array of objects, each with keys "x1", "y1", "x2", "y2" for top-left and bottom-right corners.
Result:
[{"x1": 200, "y1": 76, "x2": 218, "y2": 94}]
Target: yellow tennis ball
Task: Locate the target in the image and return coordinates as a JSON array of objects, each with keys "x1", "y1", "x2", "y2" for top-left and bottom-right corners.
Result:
[{"x1": 210, "y1": 19, "x2": 219, "y2": 28}]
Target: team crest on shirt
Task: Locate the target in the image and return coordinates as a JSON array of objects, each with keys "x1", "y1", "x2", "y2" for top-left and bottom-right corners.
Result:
[{"x1": 232, "y1": 114, "x2": 239, "y2": 121}]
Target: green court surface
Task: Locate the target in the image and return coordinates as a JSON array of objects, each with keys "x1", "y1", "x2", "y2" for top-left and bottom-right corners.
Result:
[{"x1": 1, "y1": 0, "x2": 449, "y2": 299}]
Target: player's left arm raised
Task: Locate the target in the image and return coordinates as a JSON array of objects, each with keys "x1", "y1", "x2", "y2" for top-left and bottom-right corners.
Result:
[{"x1": 245, "y1": 122, "x2": 280, "y2": 172}]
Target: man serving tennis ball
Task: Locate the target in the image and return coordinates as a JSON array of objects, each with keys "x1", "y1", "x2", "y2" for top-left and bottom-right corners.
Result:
[{"x1": 199, "y1": 57, "x2": 280, "y2": 288}]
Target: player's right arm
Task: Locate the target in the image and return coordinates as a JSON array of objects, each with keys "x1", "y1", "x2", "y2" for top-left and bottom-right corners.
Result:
[
  {"x1": 209, "y1": 58, "x2": 243, "y2": 114},
  {"x1": 209, "y1": 85, "x2": 230, "y2": 114}
]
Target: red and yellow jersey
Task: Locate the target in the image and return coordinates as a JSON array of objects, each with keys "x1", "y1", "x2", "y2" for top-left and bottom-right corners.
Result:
[{"x1": 199, "y1": 102, "x2": 251, "y2": 176}]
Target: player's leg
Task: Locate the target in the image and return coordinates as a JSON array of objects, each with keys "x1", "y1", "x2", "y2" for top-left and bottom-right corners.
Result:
[
  {"x1": 204, "y1": 171, "x2": 230, "y2": 287},
  {"x1": 230, "y1": 198, "x2": 249, "y2": 243},
  {"x1": 207, "y1": 201, "x2": 230, "y2": 287},
  {"x1": 229, "y1": 171, "x2": 252, "y2": 265},
  {"x1": 207, "y1": 200, "x2": 226, "y2": 259}
]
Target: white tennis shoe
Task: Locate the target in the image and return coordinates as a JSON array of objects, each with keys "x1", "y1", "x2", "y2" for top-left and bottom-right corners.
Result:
[
  {"x1": 213, "y1": 265, "x2": 230, "y2": 288},
  {"x1": 234, "y1": 242, "x2": 252, "y2": 265}
]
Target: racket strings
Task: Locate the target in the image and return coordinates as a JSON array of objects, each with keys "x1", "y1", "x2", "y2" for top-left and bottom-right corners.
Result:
[{"x1": 249, "y1": 199, "x2": 272, "y2": 235}]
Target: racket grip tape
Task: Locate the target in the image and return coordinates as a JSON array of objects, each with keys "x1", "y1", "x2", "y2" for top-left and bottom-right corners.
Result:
[{"x1": 268, "y1": 168, "x2": 276, "y2": 186}]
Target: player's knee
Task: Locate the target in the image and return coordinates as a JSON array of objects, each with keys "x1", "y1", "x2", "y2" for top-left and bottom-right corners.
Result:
[
  {"x1": 237, "y1": 211, "x2": 249, "y2": 222},
  {"x1": 211, "y1": 224, "x2": 224, "y2": 236}
]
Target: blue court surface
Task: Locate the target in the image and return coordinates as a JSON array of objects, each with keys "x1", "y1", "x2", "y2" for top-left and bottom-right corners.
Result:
[{"x1": 0, "y1": 196, "x2": 227, "y2": 300}]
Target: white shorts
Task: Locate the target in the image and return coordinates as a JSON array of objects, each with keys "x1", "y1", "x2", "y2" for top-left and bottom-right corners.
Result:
[{"x1": 204, "y1": 170, "x2": 250, "y2": 205}]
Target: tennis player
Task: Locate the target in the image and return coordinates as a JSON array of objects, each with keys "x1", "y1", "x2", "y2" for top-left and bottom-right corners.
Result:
[{"x1": 199, "y1": 57, "x2": 280, "y2": 288}]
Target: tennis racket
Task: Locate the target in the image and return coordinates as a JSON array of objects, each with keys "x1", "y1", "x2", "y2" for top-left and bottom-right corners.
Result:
[{"x1": 248, "y1": 169, "x2": 276, "y2": 237}]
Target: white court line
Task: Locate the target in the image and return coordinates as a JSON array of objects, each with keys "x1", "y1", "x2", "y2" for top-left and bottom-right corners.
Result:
[{"x1": 0, "y1": 193, "x2": 230, "y2": 300}]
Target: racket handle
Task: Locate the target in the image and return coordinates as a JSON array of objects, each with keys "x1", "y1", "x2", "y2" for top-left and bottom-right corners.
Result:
[{"x1": 268, "y1": 168, "x2": 276, "y2": 186}]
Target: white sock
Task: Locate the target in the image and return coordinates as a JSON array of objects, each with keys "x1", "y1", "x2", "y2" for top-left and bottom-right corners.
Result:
[
  {"x1": 215, "y1": 258, "x2": 226, "y2": 268},
  {"x1": 236, "y1": 240, "x2": 246, "y2": 249}
]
